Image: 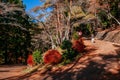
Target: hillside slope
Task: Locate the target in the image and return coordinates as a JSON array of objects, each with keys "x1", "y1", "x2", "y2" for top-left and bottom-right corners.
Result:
[
  {"x1": 96, "y1": 27, "x2": 120, "y2": 44},
  {"x1": 3, "y1": 39, "x2": 120, "y2": 80}
]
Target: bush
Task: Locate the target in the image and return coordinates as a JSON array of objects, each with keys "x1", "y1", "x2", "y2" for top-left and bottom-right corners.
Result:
[
  {"x1": 72, "y1": 40, "x2": 85, "y2": 53},
  {"x1": 33, "y1": 50, "x2": 43, "y2": 64},
  {"x1": 97, "y1": 10, "x2": 110, "y2": 29},
  {"x1": 60, "y1": 40, "x2": 72, "y2": 49},
  {"x1": 60, "y1": 40, "x2": 78, "y2": 65},
  {"x1": 62, "y1": 48, "x2": 77, "y2": 59},
  {"x1": 27, "y1": 54, "x2": 34, "y2": 66},
  {"x1": 43, "y1": 49, "x2": 62, "y2": 64},
  {"x1": 72, "y1": 32, "x2": 80, "y2": 40}
]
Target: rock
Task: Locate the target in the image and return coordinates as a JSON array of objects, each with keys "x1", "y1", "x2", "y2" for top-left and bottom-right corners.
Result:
[
  {"x1": 96, "y1": 29, "x2": 120, "y2": 44},
  {"x1": 95, "y1": 30, "x2": 109, "y2": 40},
  {"x1": 112, "y1": 32, "x2": 120, "y2": 43},
  {"x1": 104, "y1": 31, "x2": 119, "y2": 42}
]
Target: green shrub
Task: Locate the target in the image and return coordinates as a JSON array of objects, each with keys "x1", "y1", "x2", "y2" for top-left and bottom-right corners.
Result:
[
  {"x1": 97, "y1": 10, "x2": 110, "y2": 29},
  {"x1": 61, "y1": 48, "x2": 78, "y2": 65},
  {"x1": 61, "y1": 59, "x2": 71, "y2": 65},
  {"x1": 60, "y1": 40, "x2": 78, "y2": 65},
  {"x1": 62, "y1": 48, "x2": 77, "y2": 59},
  {"x1": 60, "y1": 40, "x2": 72, "y2": 50},
  {"x1": 72, "y1": 32, "x2": 80, "y2": 40},
  {"x1": 33, "y1": 50, "x2": 43, "y2": 64}
]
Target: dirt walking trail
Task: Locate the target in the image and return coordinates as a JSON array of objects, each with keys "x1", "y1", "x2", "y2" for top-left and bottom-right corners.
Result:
[
  {"x1": 0, "y1": 40, "x2": 120, "y2": 80},
  {"x1": 0, "y1": 65, "x2": 26, "y2": 80}
]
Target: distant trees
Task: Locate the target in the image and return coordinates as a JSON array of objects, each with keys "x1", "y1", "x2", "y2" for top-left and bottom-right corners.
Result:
[
  {"x1": 31, "y1": 0, "x2": 120, "y2": 51},
  {"x1": 0, "y1": 2, "x2": 33, "y2": 64},
  {"x1": 94, "y1": 0, "x2": 120, "y2": 29},
  {"x1": 0, "y1": 0, "x2": 23, "y2": 6},
  {"x1": 32, "y1": 0, "x2": 92, "y2": 49}
]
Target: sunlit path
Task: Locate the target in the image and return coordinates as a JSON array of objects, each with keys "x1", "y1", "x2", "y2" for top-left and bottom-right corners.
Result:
[{"x1": 0, "y1": 65, "x2": 26, "y2": 79}]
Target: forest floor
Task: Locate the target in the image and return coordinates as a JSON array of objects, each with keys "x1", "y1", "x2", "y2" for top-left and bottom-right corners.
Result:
[
  {"x1": 0, "y1": 39, "x2": 120, "y2": 80},
  {"x1": 0, "y1": 65, "x2": 26, "y2": 80}
]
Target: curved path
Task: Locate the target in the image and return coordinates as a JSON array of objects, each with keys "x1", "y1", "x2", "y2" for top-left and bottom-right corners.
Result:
[
  {"x1": 0, "y1": 65, "x2": 26, "y2": 80},
  {"x1": 0, "y1": 40, "x2": 120, "y2": 80}
]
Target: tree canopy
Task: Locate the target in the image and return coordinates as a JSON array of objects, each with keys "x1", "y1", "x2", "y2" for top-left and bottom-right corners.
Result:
[{"x1": 0, "y1": 1, "x2": 33, "y2": 64}]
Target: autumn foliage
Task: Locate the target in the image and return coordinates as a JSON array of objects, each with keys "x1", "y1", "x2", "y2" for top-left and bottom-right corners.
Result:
[
  {"x1": 72, "y1": 38, "x2": 85, "y2": 53},
  {"x1": 27, "y1": 54, "x2": 34, "y2": 66},
  {"x1": 43, "y1": 49, "x2": 62, "y2": 64}
]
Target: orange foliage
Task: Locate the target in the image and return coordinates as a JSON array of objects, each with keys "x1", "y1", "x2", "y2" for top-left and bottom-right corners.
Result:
[
  {"x1": 27, "y1": 54, "x2": 34, "y2": 66},
  {"x1": 72, "y1": 38, "x2": 85, "y2": 52},
  {"x1": 43, "y1": 49, "x2": 62, "y2": 64}
]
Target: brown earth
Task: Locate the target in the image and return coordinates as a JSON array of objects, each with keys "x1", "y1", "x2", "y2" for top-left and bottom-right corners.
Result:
[
  {"x1": 0, "y1": 65, "x2": 26, "y2": 80},
  {"x1": 0, "y1": 39, "x2": 120, "y2": 80},
  {"x1": 96, "y1": 27, "x2": 120, "y2": 44}
]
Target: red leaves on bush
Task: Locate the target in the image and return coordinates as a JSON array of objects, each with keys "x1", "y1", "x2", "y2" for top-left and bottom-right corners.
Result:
[
  {"x1": 43, "y1": 49, "x2": 62, "y2": 64},
  {"x1": 72, "y1": 38, "x2": 85, "y2": 52},
  {"x1": 27, "y1": 54, "x2": 34, "y2": 66}
]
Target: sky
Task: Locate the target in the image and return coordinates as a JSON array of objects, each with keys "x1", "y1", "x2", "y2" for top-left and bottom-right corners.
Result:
[
  {"x1": 22, "y1": 0, "x2": 52, "y2": 21},
  {"x1": 22, "y1": 0, "x2": 43, "y2": 11}
]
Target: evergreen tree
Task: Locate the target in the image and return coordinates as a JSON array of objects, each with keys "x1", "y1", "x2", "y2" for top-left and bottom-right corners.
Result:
[{"x1": 0, "y1": 2, "x2": 32, "y2": 64}]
